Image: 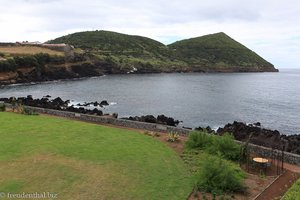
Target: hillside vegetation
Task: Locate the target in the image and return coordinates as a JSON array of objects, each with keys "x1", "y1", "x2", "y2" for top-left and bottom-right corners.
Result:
[
  {"x1": 48, "y1": 30, "x2": 186, "y2": 73},
  {"x1": 168, "y1": 32, "x2": 275, "y2": 72},
  {"x1": 48, "y1": 30, "x2": 277, "y2": 73},
  {"x1": 0, "y1": 30, "x2": 278, "y2": 85},
  {"x1": 48, "y1": 30, "x2": 169, "y2": 57}
]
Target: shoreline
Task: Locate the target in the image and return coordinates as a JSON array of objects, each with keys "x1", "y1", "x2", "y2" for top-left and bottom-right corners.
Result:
[
  {"x1": 2, "y1": 104, "x2": 300, "y2": 167},
  {"x1": 1, "y1": 95, "x2": 300, "y2": 155},
  {"x1": 0, "y1": 70, "x2": 279, "y2": 87}
]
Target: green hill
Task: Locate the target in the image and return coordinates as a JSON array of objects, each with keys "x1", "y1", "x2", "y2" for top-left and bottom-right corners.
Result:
[
  {"x1": 0, "y1": 31, "x2": 278, "y2": 85},
  {"x1": 47, "y1": 30, "x2": 170, "y2": 59},
  {"x1": 47, "y1": 30, "x2": 185, "y2": 73},
  {"x1": 168, "y1": 32, "x2": 277, "y2": 72},
  {"x1": 48, "y1": 31, "x2": 277, "y2": 73}
]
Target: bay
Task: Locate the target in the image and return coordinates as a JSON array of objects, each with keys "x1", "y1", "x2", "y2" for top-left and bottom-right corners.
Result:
[{"x1": 1, "y1": 69, "x2": 299, "y2": 135}]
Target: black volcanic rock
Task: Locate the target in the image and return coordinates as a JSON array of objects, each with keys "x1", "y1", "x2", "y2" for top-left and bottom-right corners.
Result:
[
  {"x1": 123, "y1": 114, "x2": 181, "y2": 127},
  {"x1": 195, "y1": 126, "x2": 215, "y2": 134},
  {"x1": 157, "y1": 114, "x2": 180, "y2": 126},
  {"x1": 76, "y1": 100, "x2": 109, "y2": 107},
  {"x1": 100, "y1": 100, "x2": 109, "y2": 106},
  {"x1": 52, "y1": 97, "x2": 65, "y2": 107},
  {"x1": 217, "y1": 121, "x2": 300, "y2": 154},
  {"x1": 142, "y1": 115, "x2": 157, "y2": 124},
  {"x1": 1, "y1": 96, "x2": 105, "y2": 116}
]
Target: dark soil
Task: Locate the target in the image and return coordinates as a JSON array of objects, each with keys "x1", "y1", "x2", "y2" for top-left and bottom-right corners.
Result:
[{"x1": 255, "y1": 170, "x2": 299, "y2": 200}]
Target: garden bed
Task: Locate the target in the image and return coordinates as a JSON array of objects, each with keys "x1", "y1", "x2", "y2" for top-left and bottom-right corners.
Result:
[{"x1": 143, "y1": 131, "x2": 299, "y2": 200}]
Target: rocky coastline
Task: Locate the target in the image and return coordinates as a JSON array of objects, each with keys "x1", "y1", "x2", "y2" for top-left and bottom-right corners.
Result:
[
  {"x1": 216, "y1": 121, "x2": 300, "y2": 155},
  {"x1": 0, "y1": 67, "x2": 278, "y2": 86},
  {"x1": 122, "y1": 115, "x2": 181, "y2": 127},
  {"x1": 1, "y1": 62, "x2": 275, "y2": 86},
  {"x1": 0, "y1": 96, "x2": 106, "y2": 116},
  {"x1": 1, "y1": 96, "x2": 299, "y2": 155}
]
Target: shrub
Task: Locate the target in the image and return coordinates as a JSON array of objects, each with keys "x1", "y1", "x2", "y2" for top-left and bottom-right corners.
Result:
[
  {"x1": 0, "y1": 104, "x2": 6, "y2": 112},
  {"x1": 186, "y1": 131, "x2": 240, "y2": 161},
  {"x1": 14, "y1": 55, "x2": 39, "y2": 68},
  {"x1": 143, "y1": 131, "x2": 160, "y2": 137},
  {"x1": 185, "y1": 131, "x2": 213, "y2": 149},
  {"x1": 196, "y1": 155, "x2": 245, "y2": 194},
  {"x1": 21, "y1": 107, "x2": 38, "y2": 115},
  {"x1": 49, "y1": 55, "x2": 65, "y2": 64},
  {"x1": 207, "y1": 133, "x2": 240, "y2": 161},
  {"x1": 34, "y1": 53, "x2": 51, "y2": 64},
  {"x1": 167, "y1": 132, "x2": 180, "y2": 142},
  {"x1": 0, "y1": 59, "x2": 17, "y2": 72}
]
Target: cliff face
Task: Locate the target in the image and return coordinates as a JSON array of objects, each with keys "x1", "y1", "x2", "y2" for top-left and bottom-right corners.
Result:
[
  {"x1": 0, "y1": 63, "x2": 109, "y2": 85},
  {"x1": 0, "y1": 31, "x2": 279, "y2": 85}
]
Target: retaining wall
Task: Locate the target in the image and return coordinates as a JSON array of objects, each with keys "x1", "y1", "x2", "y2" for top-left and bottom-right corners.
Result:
[
  {"x1": 4, "y1": 104, "x2": 300, "y2": 166},
  {"x1": 16, "y1": 105, "x2": 191, "y2": 135},
  {"x1": 247, "y1": 142, "x2": 300, "y2": 166}
]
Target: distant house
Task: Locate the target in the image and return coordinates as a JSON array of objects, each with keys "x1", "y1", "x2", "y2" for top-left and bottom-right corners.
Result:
[
  {"x1": 15, "y1": 41, "x2": 74, "y2": 53},
  {"x1": 42, "y1": 43, "x2": 74, "y2": 53},
  {"x1": 42, "y1": 43, "x2": 67, "y2": 47},
  {"x1": 16, "y1": 41, "x2": 42, "y2": 45}
]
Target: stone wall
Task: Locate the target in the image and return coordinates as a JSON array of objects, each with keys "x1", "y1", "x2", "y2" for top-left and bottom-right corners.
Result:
[
  {"x1": 5, "y1": 104, "x2": 300, "y2": 165},
  {"x1": 239, "y1": 141, "x2": 300, "y2": 166},
  {"x1": 20, "y1": 105, "x2": 191, "y2": 136}
]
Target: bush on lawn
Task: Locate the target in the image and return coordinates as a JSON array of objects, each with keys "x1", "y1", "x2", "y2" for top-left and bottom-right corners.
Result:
[
  {"x1": 196, "y1": 155, "x2": 245, "y2": 194},
  {"x1": 0, "y1": 104, "x2": 5, "y2": 111},
  {"x1": 207, "y1": 133, "x2": 241, "y2": 161},
  {"x1": 186, "y1": 131, "x2": 240, "y2": 161},
  {"x1": 185, "y1": 131, "x2": 213, "y2": 149},
  {"x1": 21, "y1": 107, "x2": 38, "y2": 115},
  {"x1": 167, "y1": 132, "x2": 180, "y2": 142}
]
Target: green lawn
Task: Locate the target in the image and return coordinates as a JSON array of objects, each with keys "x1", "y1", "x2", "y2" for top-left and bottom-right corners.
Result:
[
  {"x1": 0, "y1": 112, "x2": 193, "y2": 200},
  {"x1": 283, "y1": 178, "x2": 300, "y2": 200}
]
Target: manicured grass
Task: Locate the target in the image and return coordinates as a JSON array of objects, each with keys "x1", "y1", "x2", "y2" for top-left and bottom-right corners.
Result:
[
  {"x1": 283, "y1": 178, "x2": 300, "y2": 200},
  {"x1": 0, "y1": 112, "x2": 193, "y2": 200}
]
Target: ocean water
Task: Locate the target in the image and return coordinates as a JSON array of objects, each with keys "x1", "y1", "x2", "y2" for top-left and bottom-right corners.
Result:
[{"x1": 1, "y1": 69, "x2": 299, "y2": 135}]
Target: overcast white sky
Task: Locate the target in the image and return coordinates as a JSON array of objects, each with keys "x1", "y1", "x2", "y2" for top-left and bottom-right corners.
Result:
[{"x1": 0, "y1": 0, "x2": 299, "y2": 68}]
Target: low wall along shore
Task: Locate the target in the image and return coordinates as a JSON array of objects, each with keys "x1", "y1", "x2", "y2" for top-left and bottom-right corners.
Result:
[{"x1": 5, "y1": 104, "x2": 300, "y2": 166}]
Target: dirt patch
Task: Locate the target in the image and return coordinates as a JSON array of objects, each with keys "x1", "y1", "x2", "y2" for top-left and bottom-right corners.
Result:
[
  {"x1": 0, "y1": 71, "x2": 17, "y2": 81},
  {"x1": 188, "y1": 173, "x2": 276, "y2": 200},
  {"x1": 0, "y1": 46, "x2": 64, "y2": 56},
  {"x1": 147, "y1": 132, "x2": 187, "y2": 154},
  {"x1": 255, "y1": 170, "x2": 299, "y2": 200}
]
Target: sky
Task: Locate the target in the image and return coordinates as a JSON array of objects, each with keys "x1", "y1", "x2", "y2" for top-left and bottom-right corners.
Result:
[{"x1": 0, "y1": 0, "x2": 299, "y2": 69}]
